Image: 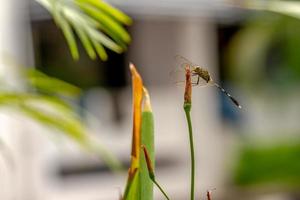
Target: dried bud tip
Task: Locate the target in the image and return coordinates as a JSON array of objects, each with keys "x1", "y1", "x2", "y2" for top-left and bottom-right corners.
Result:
[
  {"x1": 206, "y1": 188, "x2": 216, "y2": 200},
  {"x1": 184, "y1": 67, "x2": 192, "y2": 104},
  {"x1": 142, "y1": 145, "x2": 154, "y2": 176}
]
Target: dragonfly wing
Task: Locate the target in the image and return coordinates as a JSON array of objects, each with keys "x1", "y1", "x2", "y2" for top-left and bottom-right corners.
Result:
[
  {"x1": 169, "y1": 67, "x2": 186, "y2": 85},
  {"x1": 171, "y1": 55, "x2": 201, "y2": 86},
  {"x1": 171, "y1": 73, "x2": 209, "y2": 87},
  {"x1": 174, "y1": 55, "x2": 195, "y2": 70},
  {"x1": 170, "y1": 55, "x2": 192, "y2": 84},
  {"x1": 173, "y1": 55, "x2": 214, "y2": 87}
]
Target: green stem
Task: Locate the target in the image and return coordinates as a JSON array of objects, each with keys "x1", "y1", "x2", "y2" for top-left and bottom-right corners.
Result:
[
  {"x1": 184, "y1": 103, "x2": 195, "y2": 200},
  {"x1": 151, "y1": 177, "x2": 170, "y2": 200}
]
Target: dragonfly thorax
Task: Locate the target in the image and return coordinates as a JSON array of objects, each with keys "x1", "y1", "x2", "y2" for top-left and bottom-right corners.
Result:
[{"x1": 192, "y1": 66, "x2": 211, "y2": 83}]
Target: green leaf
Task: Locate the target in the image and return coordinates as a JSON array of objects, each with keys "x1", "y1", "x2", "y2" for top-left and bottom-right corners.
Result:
[
  {"x1": 48, "y1": 0, "x2": 80, "y2": 60},
  {"x1": 58, "y1": 16, "x2": 80, "y2": 60},
  {"x1": 63, "y1": 8, "x2": 97, "y2": 60},
  {"x1": 87, "y1": 28, "x2": 123, "y2": 53},
  {"x1": 0, "y1": 91, "x2": 122, "y2": 170},
  {"x1": 76, "y1": 0, "x2": 132, "y2": 25},
  {"x1": 76, "y1": 2, "x2": 131, "y2": 43},
  {"x1": 90, "y1": 20, "x2": 128, "y2": 50},
  {"x1": 27, "y1": 69, "x2": 81, "y2": 97},
  {"x1": 124, "y1": 170, "x2": 140, "y2": 200},
  {"x1": 139, "y1": 111, "x2": 155, "y2": 200},
  {"x1": 91, "y1": 39, "x2": 108, "y2": 61},
  {"x1": 72, "y1": 23, "x2": 97, "y2": 60},
  {"x1": 36, "y1": 0, "x2": 131, "y2": 61},
  {"x1": 20, "y1": 103, "x2": 86, "y2": 142},
  {"x1": 124, "y1": 111, "x2": 159, "y2": 200},
  {"x1": 0, "y1": 93, "x2": 81, "y2": 140}
]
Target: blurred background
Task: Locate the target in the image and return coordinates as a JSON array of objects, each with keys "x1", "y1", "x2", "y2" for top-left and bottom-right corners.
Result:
[{"x1": 1, "y1": 0, "x2": 300, "y2": 199}]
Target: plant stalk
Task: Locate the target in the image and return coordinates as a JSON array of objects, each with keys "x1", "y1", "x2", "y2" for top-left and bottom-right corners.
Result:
[
  {"x1": 142, "y1": 145, "x2": 170, "y2": 200},
  {"x1": 184, "y1": 102, "x2": 195, "y2": 200},
  {"x1": 152, "y1": 178, "x2": 170, "y2": 200}
]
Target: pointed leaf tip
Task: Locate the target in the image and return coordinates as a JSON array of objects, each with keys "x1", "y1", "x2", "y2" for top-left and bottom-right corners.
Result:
[
  {"x1": 129, "y1": 62, "x2": 143, "y2": 169},
  {"x1": 129, "y1": 62, "x2": 135, "y2": 71}
]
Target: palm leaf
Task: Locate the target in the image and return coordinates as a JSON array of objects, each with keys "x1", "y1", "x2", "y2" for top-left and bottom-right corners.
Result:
[
  {"x1": 76, "y1": 0, "x2": 132, "y2": 25},
  {"x1": 27, "y1": 69, "x2": 81, "y2": 96},
  {"x1": 35, "y1": 0, "x2": 132, "y2": 61},
  {"x1": 75, "y1": 1, "x2": 131, "y2": 43}
]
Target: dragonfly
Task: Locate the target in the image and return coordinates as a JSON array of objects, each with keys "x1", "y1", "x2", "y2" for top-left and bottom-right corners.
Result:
[{"x1": 171, "y1": 55, "x2": 242, "y2": 109}]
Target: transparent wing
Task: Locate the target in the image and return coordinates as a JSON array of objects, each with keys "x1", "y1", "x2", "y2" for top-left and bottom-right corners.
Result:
[
  {"x1": 169, "y1": 67, "x2": 186, "y2": 86},
  {"x1": 169, "y1": 69, "x2": 209, "y2": 87},
  {"x1": 174, "y1": 55, "x2": 195, "y2": 69},
  {"x1": 171, "y1": 55, "x2": 210, "y2": 87},
  {"x1": 170, "y1": 55, "x2": 202, "y2": 86},
  {"x1": 170, "y1": 55, "x2": 194, "y2": 85}
]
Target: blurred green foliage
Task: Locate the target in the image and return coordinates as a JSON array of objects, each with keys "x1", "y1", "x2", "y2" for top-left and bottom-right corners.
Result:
[
  {"x1": 0, "y1": 67, "x2": 121, "y2": 169},
  {"x1": 228, "y1": 1, "x2": 300, "y2": 90},
  {"x1": 228, "y1": 0, "x2": 300, "y2": 192},
  {"x1": 36, "y1": 0, "x2": 132, "y2": 61},
  {"x1": 27, "y1": 69, "x2": 81, "y2": 96},
  {"x1": 234, "y1": 138, "x2": 300, "y2": 188}
]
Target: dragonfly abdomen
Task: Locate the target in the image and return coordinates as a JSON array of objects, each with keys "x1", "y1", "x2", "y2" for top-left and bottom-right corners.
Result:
[{"x1": 214, "y1": 83, "x2": 242, "y2": 109}]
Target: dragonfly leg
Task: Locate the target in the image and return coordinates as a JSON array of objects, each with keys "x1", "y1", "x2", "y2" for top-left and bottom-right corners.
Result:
[{"x1": 190, "y1": 74, "x2": 200, "y2": 86}]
